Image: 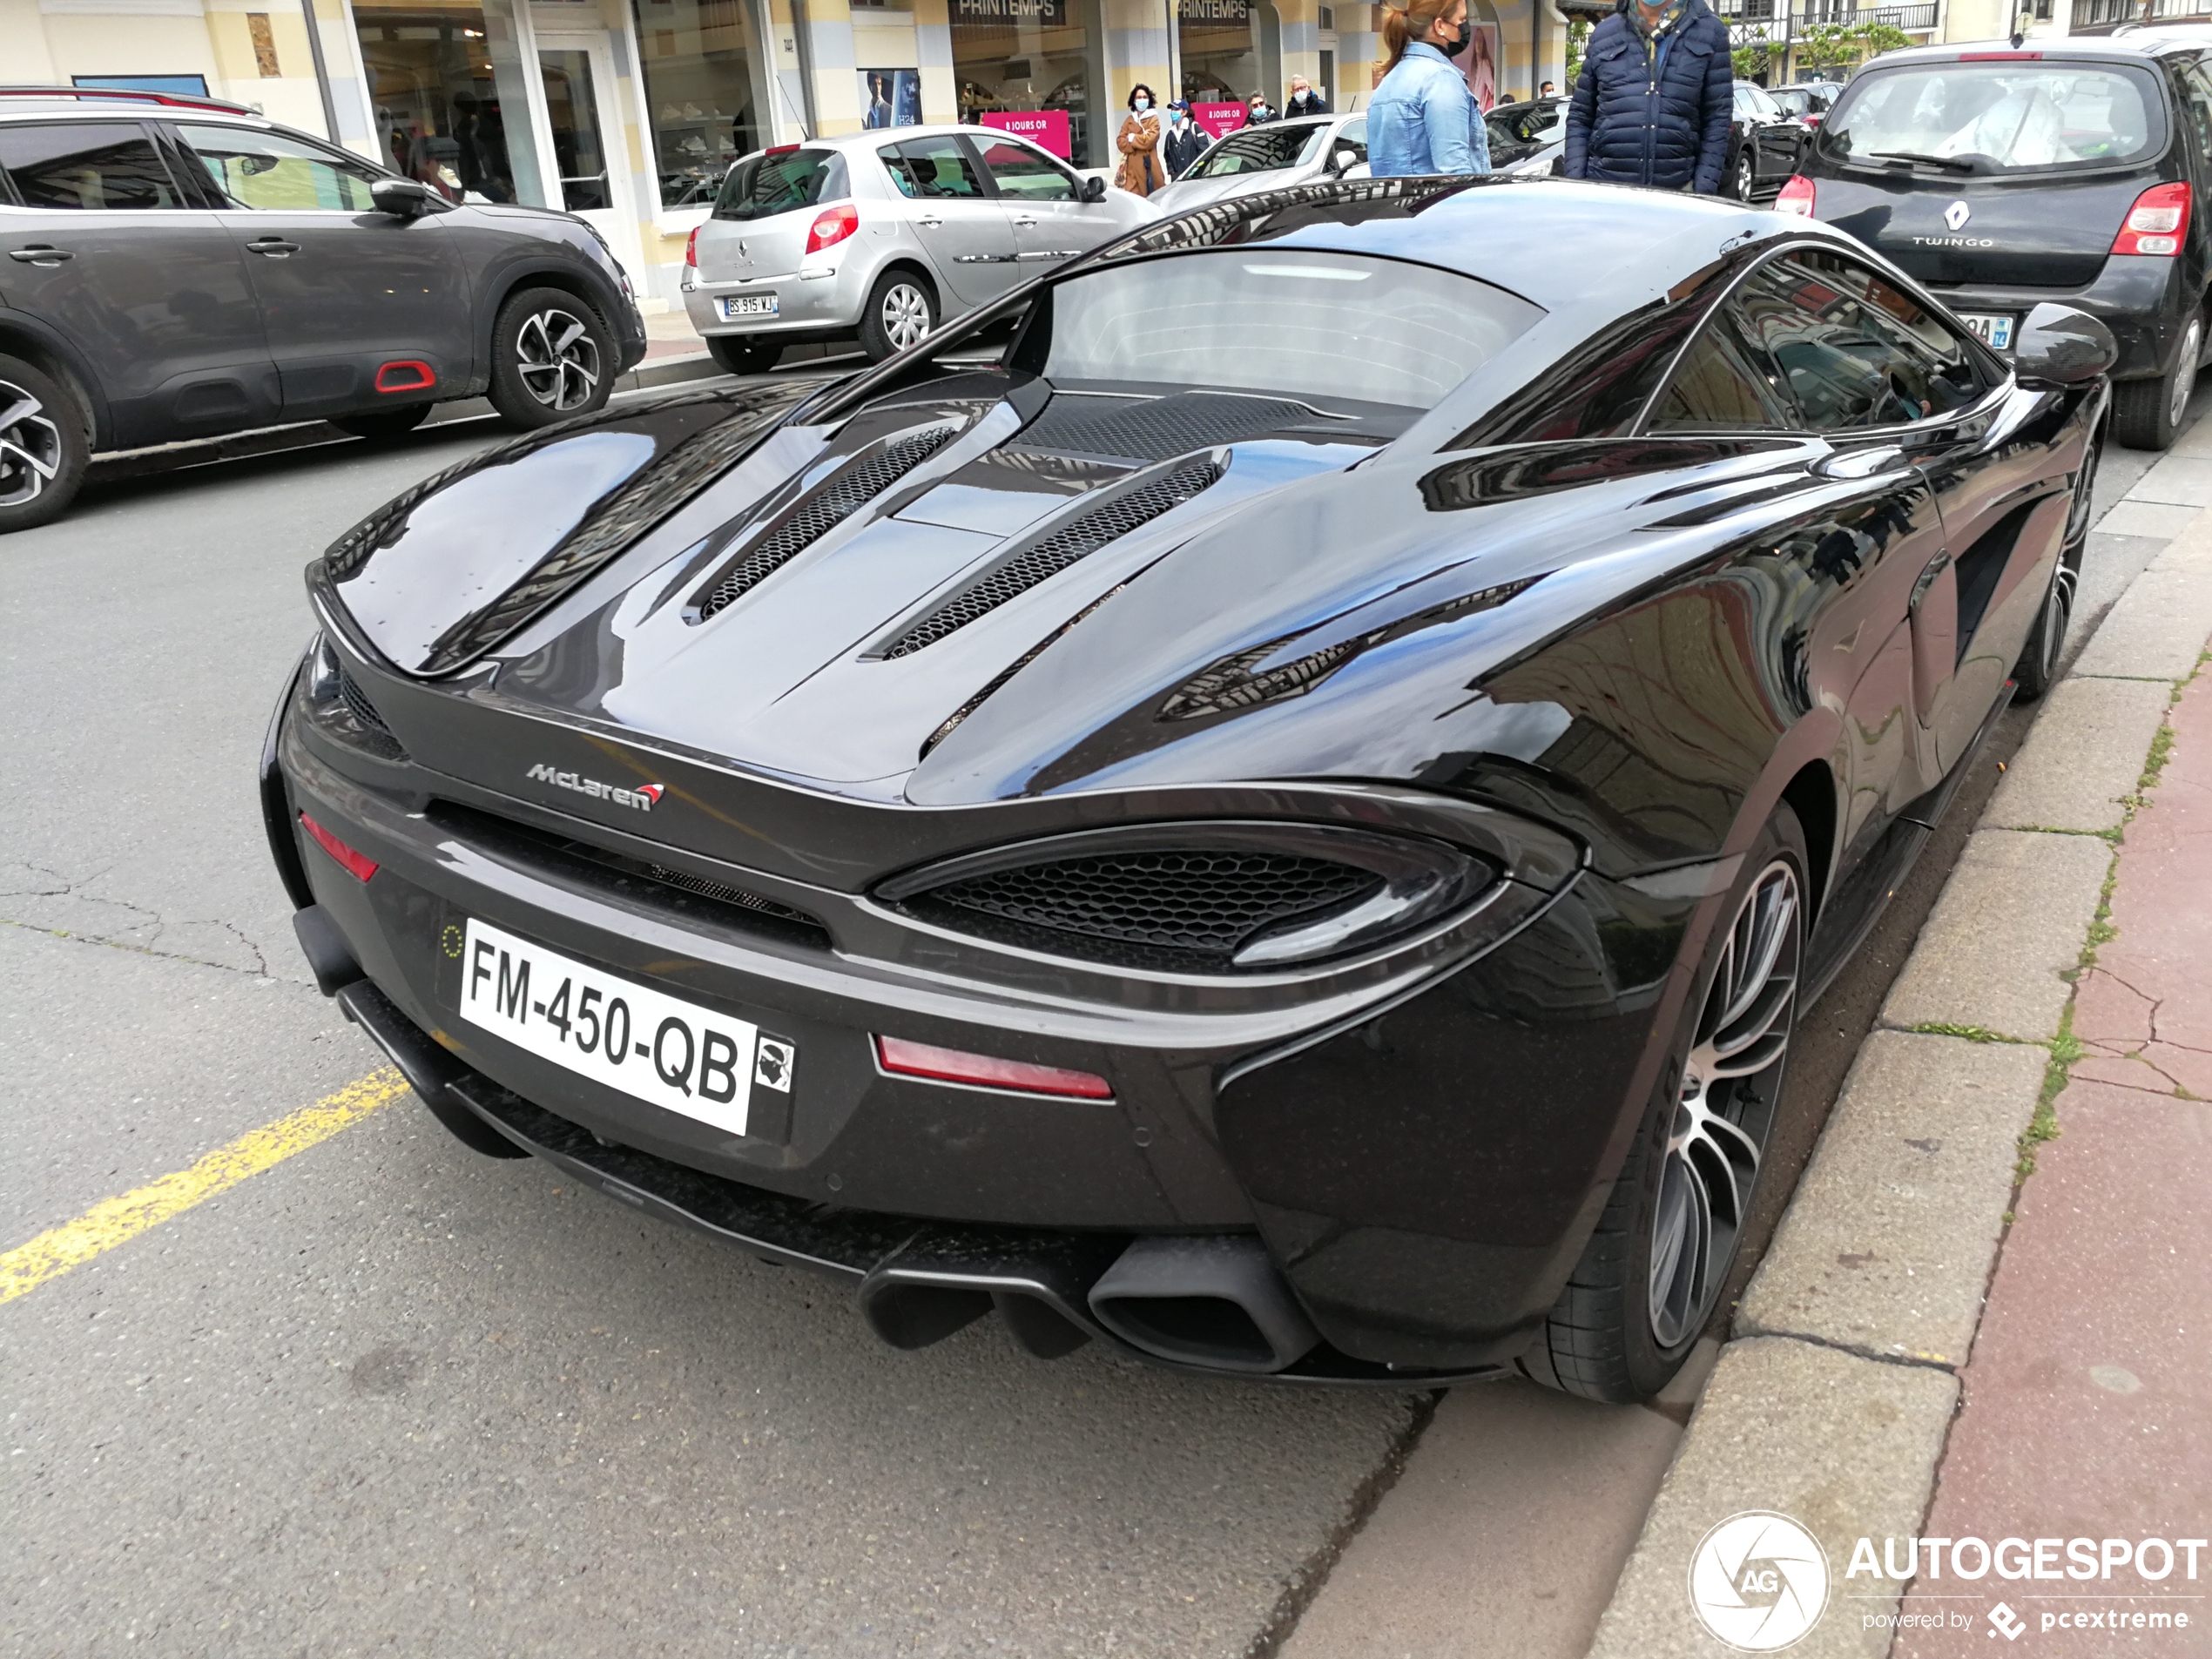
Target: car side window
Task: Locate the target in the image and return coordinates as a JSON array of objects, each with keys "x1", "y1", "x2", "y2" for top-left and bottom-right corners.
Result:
[
  {"x1": 176, "y1": 124, "x2": 381, "y2": 211},
  {"x1": 975, "y1": 139, "x2": 1076, "y2": 201},
  {"x1": 2176, "y1": 57, "x2": 2212, "y2": 172},
  {"x1": 0, "y1": 122, "x2": 186, "y2": 210},
  {"x1": 1732, "y1": 256, "x2": 1951, "y2": 430},
  {"x1": 1647, "y1": 304, "x2": 1797, "y2": 432},
  {"x1": 880, "y1": 137, "x2": 987, "y2": 200}
]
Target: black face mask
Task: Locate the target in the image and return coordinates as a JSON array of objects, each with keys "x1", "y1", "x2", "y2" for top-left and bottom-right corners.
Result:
[{"x1": 1442, "y1": 18, "x2": 1474, "y2": 57}]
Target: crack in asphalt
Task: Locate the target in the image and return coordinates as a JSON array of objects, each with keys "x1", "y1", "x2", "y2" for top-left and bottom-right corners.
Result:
[
  {"x1": 1740, "y1": 1327, "x2": 1961, "y2": 1376},
  {"x1": 1, "y1": 860, "x2": 279, "y2": 980}
]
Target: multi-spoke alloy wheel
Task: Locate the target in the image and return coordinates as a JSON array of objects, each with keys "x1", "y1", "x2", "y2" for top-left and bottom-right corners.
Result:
[
  {"x1": 1647, "y1": 859, "x2": 1800, "y2": 1350},
  {"x1": 0, "y1": 376, "x2": 64, "y2": 509},
  {"x1": 881, "y1": 283, "x2": 932, "y2": 350},
  {"x1": 514, "y1": 306, "x2": 603, "y2": 411},
  {"x1": 860, "y1": 270, "x2": 939, "y2": 361}
]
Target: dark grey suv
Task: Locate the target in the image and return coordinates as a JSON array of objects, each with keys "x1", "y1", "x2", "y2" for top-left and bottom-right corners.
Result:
[{"x1": 0, "y1": 88, "x2": 648, "y2": 531}]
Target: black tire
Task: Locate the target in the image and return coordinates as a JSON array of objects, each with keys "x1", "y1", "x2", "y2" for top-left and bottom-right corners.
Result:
[
  {"x1": 707, "y1": 334, "x2": 784, "y2": 377},
  {"x1": 333, "y1": 403, "x2": 433, "y2": 441},
  {"x1": 1523, "y1": 805, "x2": 1809, "y2": 1402},
  {"x1": 858, "y1": 267, "x2": 939, "y2": 362},
  {"x1": 0, "y1": 352, "x2": 90, "y2": 534},
  {"x1": 1730, "y1": 148, "x2": 1755, "y2": 202},
  {"x1": 2014, "y1": 420, "x2": 2097, "y2": 701},
  {"x1": 487, "y1": 286, "x2": 616, "y2": 429},
  {"x1": 2112, "y1": 313, "x2": 2202, "y2": 451}
]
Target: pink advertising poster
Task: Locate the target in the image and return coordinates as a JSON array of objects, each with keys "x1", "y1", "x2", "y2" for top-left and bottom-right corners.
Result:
[
  {"x1": 1192, "y1": 101, "x2": 1246, "y2": 140},
  {"x1": 1465, "y1": 23, "x2": 1500, "y2": 112},
  {"x1": 979, "y1": 109, "x2": 1074, "y2": 160}
]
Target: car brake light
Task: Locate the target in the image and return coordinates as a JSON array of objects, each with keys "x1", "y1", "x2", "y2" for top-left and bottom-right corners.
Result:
[
  {"x1": 874, "y1": 1035, "x2": 1113, "y2": 1100},
  {"x1": 1960, "y1": 50, "x2": 2041, "y2": 58},
  {"x1": 766, "y1": 142, "x2": 799, "y2": 156},
  {"x1": 1775, "y1": 175, "x2": 1817, "y2": 217},
  {"x1": 805, "y1": 203, "x2": 860, "y2": 255},
  {"x1": 300, "y1": 813, "x2": 378, "y2": 882},
  {"x1": 2113, "y1": 180, "x2": 2190, "y2": 256},
  {"x1": 685, "y1": 226, "x2": 698, "y2": 270}
]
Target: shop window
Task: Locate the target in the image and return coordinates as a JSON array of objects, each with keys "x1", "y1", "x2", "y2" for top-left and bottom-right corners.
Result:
[
  {"x1": 353, "y1": 0, "x2": 545, "y2": 206},
  {"x1": 1180, "y1": 0, "x2": 1259, "y2": 105},
  {"x1": 632, "y1": 0, "x2": 770, "y2": 210},
  {"x1": 953, "y1": 0, "x2": 1096, "y2": 166}
]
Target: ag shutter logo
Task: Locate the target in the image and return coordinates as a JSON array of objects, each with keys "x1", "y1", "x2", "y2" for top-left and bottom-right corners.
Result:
[
  {"x1": 525, "y1": 764, "x2": 664, "y2": 812},
  {"x1": 1689, "y1": 1512, "x2": 1832, "y2": 1651}
]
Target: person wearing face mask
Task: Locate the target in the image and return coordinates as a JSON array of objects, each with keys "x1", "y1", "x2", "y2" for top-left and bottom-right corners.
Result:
[
  {"x1": 1163, "y1": 99, "x2": 1209, "y2": 179},
  {"x1": 1245, "y1": 91, "x2": 1278, "y2": 125},
  {"x1": 1366, "y1": 0, "x2": 1492, "y2": 176},
  {"x1": 1284, "y1": 75, "x2": 1331, "y2": 118},
  {"x1": 1116, "y1": 84, "x2": 1166, "y2": 196},
  {"x1": 1563, "y1": 0, "x2": 1732, "y2": 192}
]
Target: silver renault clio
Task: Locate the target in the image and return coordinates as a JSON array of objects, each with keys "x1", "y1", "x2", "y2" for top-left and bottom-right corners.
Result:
[{"x1": 682, "y1": 125, "x2": 1157, "y2": 371}]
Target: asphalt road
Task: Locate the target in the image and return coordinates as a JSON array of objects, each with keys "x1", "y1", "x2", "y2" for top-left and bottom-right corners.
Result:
[{"x1": 1, "y1": 383, "x2": 2192, "y2": 1658}]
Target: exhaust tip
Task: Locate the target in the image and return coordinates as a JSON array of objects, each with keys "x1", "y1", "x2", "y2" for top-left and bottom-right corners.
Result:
[{"x1": 1087, "y1": 1236, "x2": 1320, "y2": 1374}]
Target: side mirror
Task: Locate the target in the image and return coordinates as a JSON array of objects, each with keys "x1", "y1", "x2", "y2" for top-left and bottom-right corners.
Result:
[
  {"x1": 2010, "y1": 302, "x2": 2117, "y2": 387},
  {"x1": 1079, "y1": 174, "x2": 1108, "y2": 203},
  {"x1": 1329, "y1": 146, "x2": 1359, "y2": 174},
  {"x1": 371, "y1": 177, "x2": 440, "y2": 219}
]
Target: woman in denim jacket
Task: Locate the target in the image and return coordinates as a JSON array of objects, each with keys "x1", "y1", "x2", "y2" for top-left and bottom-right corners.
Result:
[{"x1": 1367, "y1": 0, "x2": 1492, "y2": 176}]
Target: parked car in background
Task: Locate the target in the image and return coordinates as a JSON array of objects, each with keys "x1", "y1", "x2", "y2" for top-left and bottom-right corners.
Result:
[
  {"x1": 1143, "y1": 114, "x2": 1369, "y2": 213},
  {"x1": 1487, "y1": 97, "x2": 1568, "y2": 175},
  {"x1": 684, "y1": 128, "x2": 1155, "y2": 374},
  {"x1": 0, "y1": 86, "x2": 647, "y2": 533},
  {"x1": 1769, "y1": 81, "x2": 1844, "y2": 128},
  {"x1": 1727, "y1": 79, "x2": 1809, "y2": 199},
  {"x1": 1779, "y1": 30, "x2": 2212, "y2": 448}
]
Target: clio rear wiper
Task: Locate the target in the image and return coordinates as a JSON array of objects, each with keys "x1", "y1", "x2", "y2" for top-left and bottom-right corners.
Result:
[{"x1": 1867, "y1": 151, "x2": 1976, "y2": 172}]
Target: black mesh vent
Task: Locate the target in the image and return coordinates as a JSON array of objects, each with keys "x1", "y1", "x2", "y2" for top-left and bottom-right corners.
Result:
[
  {"x1": 337, "y1": 667, "x2": 392, "y2": 734},
  {"x1": 644, "y1": 863, "x2": 819, "y2": 931},
  {"x1": 884, "y1": 460, "x2": 1222, "y2": 658},
  {"x1": 902, "y1": 849, "x2": 1380, "y2": 971},
  {"x1": 1015, "y1": 393, "x2": 1329, "y2": 462},
  {"x1": 693, "y1": 426, "x2": 956, "y2": 621}
]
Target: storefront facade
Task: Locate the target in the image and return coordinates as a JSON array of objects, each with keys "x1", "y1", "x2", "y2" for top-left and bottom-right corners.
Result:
[{"x1": 10, "y1": 0, "x2": 1563, "y2": 306}]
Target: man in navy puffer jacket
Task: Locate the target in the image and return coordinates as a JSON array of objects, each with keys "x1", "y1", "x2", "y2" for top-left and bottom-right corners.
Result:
[{"x1": 1564, "y1": 0, "x2": 1732, "y2": 193}]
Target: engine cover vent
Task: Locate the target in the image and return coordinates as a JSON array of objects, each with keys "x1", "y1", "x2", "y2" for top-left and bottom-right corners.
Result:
[
  {"x1": 881, "y1": 457, "x2": 1222, "y2": 658},
  {"x1": 1014, "y1": 392, "x2": 1332, "y2": 462},
  {"x1": 691, "y1": 424, "x2": 957, "y2": 622},
  {"x1": 337, "y1": 666, "x2": 394, "y2": 735}
]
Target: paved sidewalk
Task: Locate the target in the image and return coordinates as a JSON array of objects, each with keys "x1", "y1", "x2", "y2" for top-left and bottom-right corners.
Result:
[{"x1": 1894, "y1": 664, "x2": 2212, "y2": 1658}]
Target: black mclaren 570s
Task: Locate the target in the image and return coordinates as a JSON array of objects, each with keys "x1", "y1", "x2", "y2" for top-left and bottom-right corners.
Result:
[{"x1": 265, "y1": 177, "x2": 2113, "y2": 1400}]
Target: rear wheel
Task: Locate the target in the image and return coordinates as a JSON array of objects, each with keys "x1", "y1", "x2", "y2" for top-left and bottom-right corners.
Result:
[
  {"x1": 2015, "y1": 420, "x2": 2099, "y2": 700},
  {"x1": 859, "y1": 268, "x2": 938, "y2": 362},
  {"x1": 333, "y1": 403, "x2": 433, "y2": 442},
  {"x1": 1524, "y1": 806, "x2": 1807, "y2": 1402},
  {"x1": 0, "y1": 353, "x2": 90, "y2": 534},
  {"x1": 706, "y1": 334, "x2": 783, "y2": 376},
  {"x1": 1730, "y1": 148, "x2": 1756, "y2": 201},
  {"x1": 2112, "y1": 313, "x2": 2202, "y2": 451},
  {"x1": 488, "y1": 286, "x2": 615, "y2": 428}
]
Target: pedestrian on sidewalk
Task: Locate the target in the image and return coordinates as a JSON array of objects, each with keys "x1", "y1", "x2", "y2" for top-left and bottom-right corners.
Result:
[
  {"x1": 1245, "y1": 90, "x2": 1278, "y2": 125},
  {"x1": 1366, "y1": 0, "x2": 1493, "y2": 177},
  {"x1": 1115, "y1": 85, "x2": 1166, "y2": 197},
  {"x1": 1163, "y1": 100, "x2": 1209, "y2": 179},
  {"x1": 1285, "y1": 74, "x2": 1331, "y2": 118},
  {"x1": 1563, "y1": 0, "x2": 1732, "y2": 194}
]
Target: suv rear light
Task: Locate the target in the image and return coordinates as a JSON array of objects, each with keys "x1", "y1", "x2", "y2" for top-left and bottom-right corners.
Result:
[
  {"x1": 874, "y1": 1035, "x2": 1113, "y2": 1100},
  {"x1": 684, "y1": 226, "x2": 698, "y2": 270},
  {"x1": 806, "y1": 203, "x2": 860, "y2": 254},
  {"x1": 300, "y1": 813, "x2": 379, "y2": 882},
  {"x1": 1775, "y1": 175, "x2": 1816, "y2": 217},
  {"x1": 2114, "y1": 181, "x2": 2190, "y2": 257}
]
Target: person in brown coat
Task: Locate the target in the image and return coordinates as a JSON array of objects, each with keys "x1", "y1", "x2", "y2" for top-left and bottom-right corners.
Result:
[{"x1": 1115, "y1": 84, "x2": 1165, "y2": 196}]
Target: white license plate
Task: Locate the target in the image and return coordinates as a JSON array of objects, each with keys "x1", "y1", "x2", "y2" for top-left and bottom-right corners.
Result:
[
  {"x1": 719, "y1": 293, "x2": 779, "y2": 319},
  {"x1": 1958, "y1": 312, "x2": 2014, "y2": 351},
  {"x1": 459, "y1": 917, "x2": 792, "y2": 1137}
]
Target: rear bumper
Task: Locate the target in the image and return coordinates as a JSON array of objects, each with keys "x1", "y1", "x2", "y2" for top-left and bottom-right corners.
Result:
[
  {"x1": 1928, "y1": 253, "x2": 2188, "y2": 381},
  {"x1": 682, "y1": 256, "x2": 877, "y2": 339},
  {"x1": 268, "y1": 664, "x2": 1685, "y2": 1374}
]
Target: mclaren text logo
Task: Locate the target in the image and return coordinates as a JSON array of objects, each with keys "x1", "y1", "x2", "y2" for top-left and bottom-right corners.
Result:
[
  {"x1": 1689, "y1": 1512, "x2": 1831, "y2": 1651},
  {"x1": 525, "y1": 764, "x2": 664, "y2": 812}
]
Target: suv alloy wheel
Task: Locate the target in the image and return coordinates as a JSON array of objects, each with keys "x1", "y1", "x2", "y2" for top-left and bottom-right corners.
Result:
[
  {"x1": 0, "y1": 354, "x2": 90, "y2": 533},
  {"x1": 489, "y1": 287, "x2": 617, "y2": 428}
]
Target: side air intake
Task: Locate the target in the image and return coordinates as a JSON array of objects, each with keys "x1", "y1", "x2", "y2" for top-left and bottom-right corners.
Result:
[
  {"x1": 880, "y1": 456, "x2": 1224, "y2": 658},
  {"x1": 691, "y1": 425, "x2": 957, "y2": 622}
]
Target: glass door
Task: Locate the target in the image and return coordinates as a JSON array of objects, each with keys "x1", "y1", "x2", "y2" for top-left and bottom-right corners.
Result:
[{"x1": 533, "y1": 33, "x2": 641, "y2": 275}]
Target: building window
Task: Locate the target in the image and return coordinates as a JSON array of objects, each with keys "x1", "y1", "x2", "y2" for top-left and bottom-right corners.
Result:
[
  {"x1": 1180, "y1": 0, "x2": 1259, "y2": 105},
  {"x1": 353, "y1": 0, "x2": 545, "y2": 205},
  {"x1": 952, "y1": 0, "x2": 1097, "y2": 167},
  {"x1": 631, "y1": 0, "x2": 771, "y2": 211}
]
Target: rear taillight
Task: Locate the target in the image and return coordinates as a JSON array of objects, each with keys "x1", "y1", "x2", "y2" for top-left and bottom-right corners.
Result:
[
  {"x1": 300, "y1": 813, "x2": 378, "y2": 882},
  {"x1": 805, "y1": 203, "x2": 860, "y2": 255},
  {"x1": 684, "y1": 226, "x2": 698, "y2": 270},
  {"x1": 2114, "y1": 181, "x2": 2190, "y2": 257},
  {"x1": 1775, "y1": 175, "x2": 1817, "y2": 217},
  {"x1": 874, "y1": 1035, "x2": 1113, "y2": 1100}
]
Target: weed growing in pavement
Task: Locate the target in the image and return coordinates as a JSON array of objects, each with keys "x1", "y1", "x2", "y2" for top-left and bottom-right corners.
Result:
[
  {"x1": 1905, "y1": 1022, "x2": 2027, "y2": 1043},
  {"x1": 2017, "y1": 1006, "x2": 2080, "y2": 1180}
]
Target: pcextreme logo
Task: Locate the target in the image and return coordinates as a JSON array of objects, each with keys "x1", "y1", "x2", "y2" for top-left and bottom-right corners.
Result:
[
  {"x1": 1689, "y1": 1512, "x2": 1831, "y2": 1651},
  {"x1": 524, "y1": 763, "x2": 664, "y2": 812}
]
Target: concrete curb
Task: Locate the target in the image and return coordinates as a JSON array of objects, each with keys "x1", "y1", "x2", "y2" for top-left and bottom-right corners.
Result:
[{"x1": 1582, "y1": 508, "x2": 2212, "y2": 1656}]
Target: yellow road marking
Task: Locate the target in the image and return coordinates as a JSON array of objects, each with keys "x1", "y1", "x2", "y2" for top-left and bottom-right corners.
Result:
[{"x1": 0, "y1": 1068, "x2": 408, "y2": 1306}]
